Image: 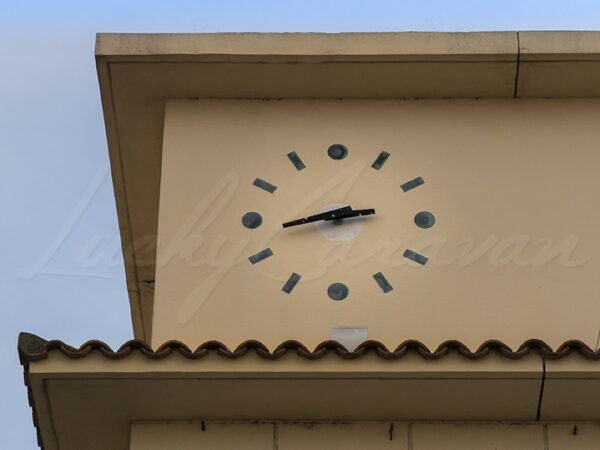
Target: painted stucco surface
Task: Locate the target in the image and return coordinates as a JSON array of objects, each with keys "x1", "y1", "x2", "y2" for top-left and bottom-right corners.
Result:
[{"x1": 153, "y1": 98, "x2": 600, "y2": 350}]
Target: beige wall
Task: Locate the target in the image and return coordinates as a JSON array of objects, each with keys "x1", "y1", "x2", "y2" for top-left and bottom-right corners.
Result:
[
  {"x1": 131, "y1": 422, "x2": 600, "y2": 449},
  {"x1": 154, "y1": 98, "x2": 600, "y2": 350},
  {"x1": 130, "y1": 423, "x2": 274, "y2": 450}
]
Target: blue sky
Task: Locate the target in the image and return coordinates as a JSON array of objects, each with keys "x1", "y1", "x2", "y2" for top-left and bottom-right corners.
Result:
[{"x1": 1, "y1": 1, "x2": 600, "y2": 448}]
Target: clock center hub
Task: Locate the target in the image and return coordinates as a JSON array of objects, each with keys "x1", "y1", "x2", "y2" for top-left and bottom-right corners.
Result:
[{"x1": 315, "y1": 203, "x2": 364, "y2": 242}]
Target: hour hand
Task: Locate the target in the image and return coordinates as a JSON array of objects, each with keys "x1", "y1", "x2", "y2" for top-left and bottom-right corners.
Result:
[
  {"x1": 282, "y1": 206, "x2": 352, "y2": 228},
  {"x1": 324, "y1": 208, "x2": 375, "y2": 221}
]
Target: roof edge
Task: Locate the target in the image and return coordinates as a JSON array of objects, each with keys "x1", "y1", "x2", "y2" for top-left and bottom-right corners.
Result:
[
  {"x1": 95, "y1": 31, "x2": 518, "y2": 60},
  {"x1": 17, "y1": 333, "x2": 600, "y2": 364},
  {"x1": 520, "y1": 30, "x2": 600, "y2": 61}
]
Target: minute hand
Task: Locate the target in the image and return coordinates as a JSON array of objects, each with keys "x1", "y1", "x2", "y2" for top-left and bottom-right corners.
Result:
[{"x1": 282, "y1": 206, "x2": 352, "y2": 228}]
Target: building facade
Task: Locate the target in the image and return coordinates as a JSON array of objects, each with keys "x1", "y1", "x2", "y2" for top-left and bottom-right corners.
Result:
[{"x1": 19, "y1": 32, "x2": 600, "y2": 449}]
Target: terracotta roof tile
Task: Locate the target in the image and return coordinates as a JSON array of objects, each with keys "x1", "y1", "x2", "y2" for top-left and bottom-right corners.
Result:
[{"x1": 18, "y1": 332, "x2": 600, "y2": 364}]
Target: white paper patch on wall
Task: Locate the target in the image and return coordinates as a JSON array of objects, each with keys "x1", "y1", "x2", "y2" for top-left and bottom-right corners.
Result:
[{"x1": 331, "y1": 326, "x2": 368, "y2": 351}]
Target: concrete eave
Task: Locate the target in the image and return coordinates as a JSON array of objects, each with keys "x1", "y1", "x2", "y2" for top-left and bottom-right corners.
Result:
[
  {"x1": 27, "y1": 350, "x2": 543, "y2": 450},
  {"x1": 95, "y1": 31, "x2": 600, "y2": 341},
  {"x1": 20, "y1": 332, "x2": 600, "y2": 449},
  {"x1": 25, "y1": 349, "x2": 600, "y2": 450}
]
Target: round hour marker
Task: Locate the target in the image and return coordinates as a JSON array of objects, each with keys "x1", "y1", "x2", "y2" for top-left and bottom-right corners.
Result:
[
  {"x1": 414, "y1": 211, "x2": 435, "y2": 229},
  {"x1": 327, "y1": 282, "x2": 349, "y2": 301},
  {"x1": 327, "y1": 144, "x2": 348, "y2": 160},
  {"x1": 242, "y1": 211, "x2": 263, "y2": 229}
]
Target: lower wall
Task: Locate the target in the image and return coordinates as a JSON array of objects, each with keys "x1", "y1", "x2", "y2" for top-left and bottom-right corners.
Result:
[{"x1": 130, "y1": 421, "x2": 600, "y2": 450}]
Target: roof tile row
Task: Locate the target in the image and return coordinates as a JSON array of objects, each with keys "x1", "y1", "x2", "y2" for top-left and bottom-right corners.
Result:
[{"x1": 18, "y1": 332, "x2": 600, "y2": 364}]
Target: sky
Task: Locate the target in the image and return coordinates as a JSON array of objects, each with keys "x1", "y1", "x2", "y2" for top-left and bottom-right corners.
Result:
[{"x1": 2, "y1": 1, "x2": 600, "y2": 448}]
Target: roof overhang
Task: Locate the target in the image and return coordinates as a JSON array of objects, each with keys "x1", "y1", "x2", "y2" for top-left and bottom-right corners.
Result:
[
  {"x1": 95, "y1": 31, "x2": 600, "y2": 342},
  {"x1": 19, "y1": 333, "x2": 600, "y2": 450}
]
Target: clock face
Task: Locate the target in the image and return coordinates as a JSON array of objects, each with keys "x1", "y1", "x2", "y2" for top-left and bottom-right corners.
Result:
[{"x1": 243, "y1": 144, "x2": 433, "y2": 301}]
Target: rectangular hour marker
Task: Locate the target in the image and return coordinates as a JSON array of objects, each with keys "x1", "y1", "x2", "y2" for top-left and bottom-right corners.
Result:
[
  {"x1": 282, "y1": 272, "x2": 301, "y2": 294},
  {"x1": 248, "y1": 248, "x2": 273, "y2": 264},
  {"x1": 287, "y1": 151, "x2": 306, "y2": 171},
  {"x1": 403, "y1": 249, "x2": 428, "y2": 265},
  {"x1": 371, "y1": 151, "x2": 390, "y2": 170},
  {"x1": 401, "y1": 176, "x2": 424, "y2": 192},
  {"x1": 253, "y1": 178, "x2": 277, "y2": 193},
  {"x1": 373, "y1": 272, "x2": 393, "y2": 293}
]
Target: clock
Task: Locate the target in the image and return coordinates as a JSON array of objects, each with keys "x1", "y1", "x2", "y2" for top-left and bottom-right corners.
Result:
[{"x1": 244, "y1": 143, "x2": 435, "y2": 301}]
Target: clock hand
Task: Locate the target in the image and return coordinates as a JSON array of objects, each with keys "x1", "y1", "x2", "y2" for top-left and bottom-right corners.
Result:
[
  {"x1": 282, "y1": 206, "x2": 376, "y2": 228},
  {"x1": 323, "y1": 208, "x2": 375, "y2": 221},
  {"x1": 282, "y1": 206, "x2": 352, "y2": 228}
]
